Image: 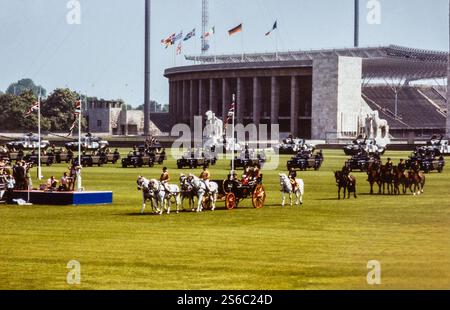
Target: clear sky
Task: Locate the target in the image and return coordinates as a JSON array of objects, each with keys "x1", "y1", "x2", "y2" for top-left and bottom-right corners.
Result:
[{"x1": 0, "y1": 0, "x2": 448, "y2": 107}]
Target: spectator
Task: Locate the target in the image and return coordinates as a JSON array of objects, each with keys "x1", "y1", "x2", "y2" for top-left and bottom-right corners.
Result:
[
  {"x1": 59, "y1": 172, "x2": 70, "y2": 192},
  {"x1": 46, "y1": 176, "x2": 59, "y2": 191},
  {"x1": 5, "y1": 174, "x2": 15, "y2": 203}
]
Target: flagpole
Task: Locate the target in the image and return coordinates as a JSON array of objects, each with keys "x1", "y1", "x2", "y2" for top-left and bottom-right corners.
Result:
[
  {"x1": 77, "y1": 96, "x2": 82, "y2": 191},
  {"x1": 37, "y1": 88, "x2": 42, "y2": 180},
  {"x1": 231, "y1": 93, "x2": 236, "y2": 174},
  {"x1": 275, "y1": 27, "x2": 279, "y2": 61}
]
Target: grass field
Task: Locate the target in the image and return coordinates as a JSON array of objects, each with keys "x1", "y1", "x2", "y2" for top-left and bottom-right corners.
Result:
[{"x1": 0, "y1": 149, "x2": 449, "y2": 290}]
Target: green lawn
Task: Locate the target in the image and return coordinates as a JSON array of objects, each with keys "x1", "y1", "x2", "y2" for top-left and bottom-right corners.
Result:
[{"x1": 0, "y1": 150, "x2": 449, "y2": 290}]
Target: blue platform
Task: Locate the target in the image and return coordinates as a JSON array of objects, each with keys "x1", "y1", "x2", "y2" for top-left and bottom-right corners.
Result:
[{"x1": 12, "y1": 191, "x2": 113, "y2": 206}]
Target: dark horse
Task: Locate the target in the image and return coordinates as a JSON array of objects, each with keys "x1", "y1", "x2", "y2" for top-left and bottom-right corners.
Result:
[
  {"x1": 367, "y1": 162, "x2": 381, "y2": 195},
  {"x1": 380, "y1": 165, "x2": 394, "y2": 195},
  {"x1": 334, "y1": 171, "x2": 357, "y2": 200},
  {"x1": 408, "y1": 170, "x2": 426, "y2": 196}
]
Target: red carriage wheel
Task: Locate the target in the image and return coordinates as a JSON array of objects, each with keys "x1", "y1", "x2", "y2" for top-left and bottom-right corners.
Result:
[
  {"x1": 226, "y1": 193, "x2": 236, "y2": 210},
  {"x1": 252, "y1": 185, "x2": 266, "y2": 209}
]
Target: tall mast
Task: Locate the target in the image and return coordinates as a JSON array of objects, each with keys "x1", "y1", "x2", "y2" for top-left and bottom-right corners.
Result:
[
  {"x1": 144, "y1": 0, "x2": 151, "y2": 136},
  {"x1": 354, "y1": 0, "x2": 360, "y2": 48}
]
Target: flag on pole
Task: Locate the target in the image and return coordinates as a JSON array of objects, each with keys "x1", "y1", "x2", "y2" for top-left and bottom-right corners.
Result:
[
  {"x1": 265, "y1": 21, "x2": 278, "y2": 36},
  {"x1": 202, "y1": 26, "x2": 215, "y2": 39},
  {"x1": 161, "y1": 33, "x2": 176, "y2": 48},
  {"x1": 176, "y1": 42, "x2": 183, "y2": 55},
  {"x1": 25, "y1": 101, "x2": 40, "y2": 117},
  {"x1": 173, "y1": 31, "x2": 183, "y2": 44},
  {"x1": 68, "y1": 99, "x2": 81, "y2": 137},
  {"x1": 228, "y1": 24, "x2": 243, "y2": 36},
  {"x1": 224, "y1": 101, "x2": 236, "y2": 135},
  {"x1": 183, "y1": 28, "x2": 196, "y2": 41}
]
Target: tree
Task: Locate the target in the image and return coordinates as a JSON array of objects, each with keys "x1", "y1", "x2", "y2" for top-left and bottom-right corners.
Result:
[
  {"x1": 42, "y1": 88, "x2": 86, "y2": 132},
  {"x1": 0, "y1": 90, "x2": 50, "y2": 132},
  {"x1": 6, "y1": 78, "x2": 47, "y2": 97}
]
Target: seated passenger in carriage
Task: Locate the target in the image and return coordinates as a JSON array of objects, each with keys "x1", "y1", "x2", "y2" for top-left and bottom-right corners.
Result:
[{"x1": 241, "y1": 167, "x2": 251, "y2": 186}]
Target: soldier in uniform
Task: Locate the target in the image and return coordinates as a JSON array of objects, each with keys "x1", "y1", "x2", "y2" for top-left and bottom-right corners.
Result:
[
  {"x1": 385, "y1": 158, "x2": 394, "y2": 171},
  {"x1": 160, "y1": 167, "x2": 171, "y2": 193},
  {"x1": 199, "y1": 166, "x2": 212, "y2": 192},
  {"x1": 398, "y1": 159, "x2": 406, "y2": 173}
]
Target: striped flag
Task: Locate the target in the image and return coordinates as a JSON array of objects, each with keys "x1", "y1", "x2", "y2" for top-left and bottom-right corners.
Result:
[
  {"x1": 25, "y1": 101, "x2": 39, "y2": 117},
  {"x1": 173, "y1": 31, "x2": 183, "y2": 44},
  {"x1": 265, "y1": 21, "x2": 278, "y2": 36},
  {"x1": 228, "y1": 24, "x2": 243, "y2": 36},
  {"x1": 68, "y1": 99, "x2": 81, "y2": 137},
  {"x1": 176, "y1": 42, "x2": 182, "y2": 55},
  {"x1": 161, "y1": 33, "x2": 176, "y2": 48},
  {"x1": 183, "y1": 28, "x2": 196, "y2": 41}
]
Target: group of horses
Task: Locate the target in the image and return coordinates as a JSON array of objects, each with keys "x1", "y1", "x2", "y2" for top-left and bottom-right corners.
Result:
[
  {"x1": 366, "y1": 162, "x2": 426, "y2": 196},
  {"x1": 137, "y1": 175, "x2": 219, "y2": 215},
  {"x1": 334, "y1": 161, "x2": 426, "y2": 200}
]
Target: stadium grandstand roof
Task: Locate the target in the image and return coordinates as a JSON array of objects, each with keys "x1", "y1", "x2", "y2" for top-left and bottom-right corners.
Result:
[{"x1": 185, "y1": 45, "x2": 449, "y2": 81}]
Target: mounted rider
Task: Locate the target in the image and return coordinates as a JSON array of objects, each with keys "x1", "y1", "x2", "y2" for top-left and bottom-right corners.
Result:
[
  {"x1": 160, "y1": 167, "x2": 171, "y2": 194},
  {"x1": 288, "y1": 167, "x2": 297, "y2": 190},
  {"x1": 398, "y1": 159, "x2": 406, "y2": 173},
  {"x1": 199, "y1": 166, "x2": 212, "y2": 193},
  {"x1": 385, "y1": 158, "x2": 394, "y2": 171}
]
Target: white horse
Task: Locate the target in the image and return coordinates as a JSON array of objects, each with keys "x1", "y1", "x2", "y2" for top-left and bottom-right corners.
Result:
[
  {"x1": 137, "y1": 176, "x2": 159, "y2": 214},
  {"x1": 187, "y1": 175, "x2": 219, "y2": 212},
  {"x1": 279, "y1": 173, "x2": 304, "y2": 207},
  {"x1": 147, "y1": 179, "x2": 182, "y2": 215},
  {"x1": 180, "y1": 174, "x2": 195, "y2": 211}
]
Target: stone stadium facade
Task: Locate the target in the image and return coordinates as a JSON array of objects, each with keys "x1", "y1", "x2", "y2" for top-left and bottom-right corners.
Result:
[{"x1": 165, "y1": 45, "x2": 449, "y2": 140}]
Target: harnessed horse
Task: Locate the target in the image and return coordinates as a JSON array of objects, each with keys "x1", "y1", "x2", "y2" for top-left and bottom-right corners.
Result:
[
  {"x1": 279, "y1": 174, "x2": 304, "y2": 207},
  {"x1": 137, "y1": 176, "x2": 159, "y2": 214},
  {"x1": 408, "y1": 170, "x2": 426, "y2": 196},
  {"x1": 147, "y1": 179, "x2": 182, "y2": 215},
  {"x1": 179, "y1": 174, "x2": 195, "y2": 211},
  {"x1": 186, "y1": 175, "x2": 218, "y2": 212}
]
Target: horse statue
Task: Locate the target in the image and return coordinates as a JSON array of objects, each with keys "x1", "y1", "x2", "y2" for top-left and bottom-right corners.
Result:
[
  {"x1": 279, "y1": 174, "x2": 304, "y2": 207},
  {"x1": 180, "y1": 174, "x2": 195, "y2": 211},
  {"x1": 187, "y1": 175, "x2": 219, "y2": 212},
  {"x1": 137, "y1": 176, "x2": 159, "y2": 214},
  {"x1": 147, "y1": 178, "x2": 181, "y2": 215},
  {"x1": 334, "y1": 170, "x2": 357, "y2": 200}
]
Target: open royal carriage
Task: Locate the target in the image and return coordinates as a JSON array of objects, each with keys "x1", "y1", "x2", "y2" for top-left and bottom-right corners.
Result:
[{"x1": 204, "y1": 174, "x2": 267, "y2": 210}]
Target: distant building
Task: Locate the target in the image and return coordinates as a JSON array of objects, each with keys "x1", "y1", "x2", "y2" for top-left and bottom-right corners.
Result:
[{"x1": 86, "y1": 99, "x2": 170, "y2": 135}]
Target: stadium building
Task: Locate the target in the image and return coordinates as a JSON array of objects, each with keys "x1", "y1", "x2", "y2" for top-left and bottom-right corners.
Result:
[{"x1": 165, "y1": 45, "x2": 449, "y2": 140}]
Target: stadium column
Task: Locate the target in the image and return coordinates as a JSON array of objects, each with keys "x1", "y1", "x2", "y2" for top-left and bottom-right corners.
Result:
[
  {"x1": 222, "y1": 78, "x2": 230, "y2": 119},
  {"x1": 237, "y1": 77, "x2": 245, "y2": 124},
  {"x1": 253, "y1": 77, "x2": 261, "y2": 126},
  {"x1": 177, "y1": 81, "x2": 183, "y2": 121},
  {"x1": 290, "y1": 76, "x2": 299, "y2": 135},
  {"x1": 169, "y1": 80, "x2": 176, "y2": 126},
  {"x1": 182, "y1": 80, "x2": 189, "y2": 124},
  {"x1": 198, "y1": 80, "x2": 205, "y2": 116},
  {"x1": 190, "y1": 80, "x2": 197, "y2": 127},
  {"x1": 210, "y1": 79, "x2": 219, "y2": 113},
  {"x1": 271, "y1": 76, "x2": 280, "y2": 125}
]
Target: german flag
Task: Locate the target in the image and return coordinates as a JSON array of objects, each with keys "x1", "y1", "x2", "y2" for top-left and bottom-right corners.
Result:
[{"x1": 228, "y1": 23, "x2": 243, "y2": 36}]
